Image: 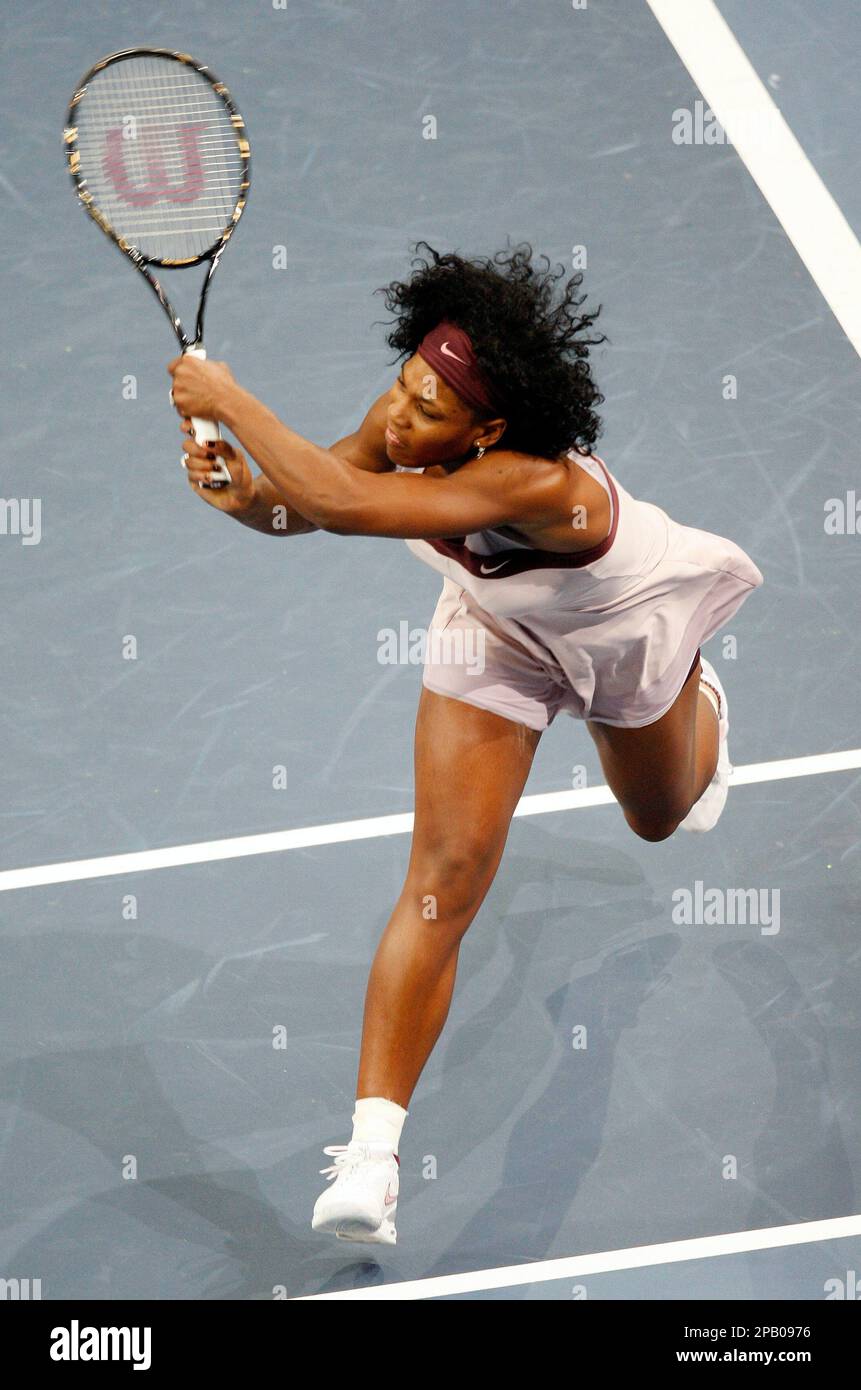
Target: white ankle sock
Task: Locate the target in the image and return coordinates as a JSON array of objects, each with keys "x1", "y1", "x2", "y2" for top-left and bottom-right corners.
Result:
[{"x1": 351, "y1": 1097, "x2": 408, "y2": 1152}]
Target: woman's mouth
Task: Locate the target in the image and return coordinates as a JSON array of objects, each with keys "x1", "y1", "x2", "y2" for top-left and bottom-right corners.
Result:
[{"x1": 385, "y1": 426, "x2": 402, "y2": 447}]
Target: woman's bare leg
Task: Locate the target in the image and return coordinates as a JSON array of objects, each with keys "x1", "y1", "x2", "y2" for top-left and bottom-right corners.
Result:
[
  {"x1": 586, "y1": 658, "x2": 719, "y2": 842},
  {"x1": 356, "y1": 687, "x2": 541, "y2": 1109}
]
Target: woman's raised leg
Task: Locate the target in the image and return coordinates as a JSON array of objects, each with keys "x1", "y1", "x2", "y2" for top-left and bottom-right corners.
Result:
[{"x1": 586, "y1": 657, "x2": 719, "y2": 842}]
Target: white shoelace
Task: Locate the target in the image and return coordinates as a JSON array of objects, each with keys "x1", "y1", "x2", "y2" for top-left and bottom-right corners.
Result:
[
  {"x1": 319, "y1": 1142, "x2": 396, "y2": 1181},
  {"x1": 319, "y1": 1143, "x2": 377, "y2": 1181}
]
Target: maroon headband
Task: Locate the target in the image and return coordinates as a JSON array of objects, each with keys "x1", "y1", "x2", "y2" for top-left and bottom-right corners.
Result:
[{"x1": 416, "y1": 320, "x2": 500, "y2": 415}]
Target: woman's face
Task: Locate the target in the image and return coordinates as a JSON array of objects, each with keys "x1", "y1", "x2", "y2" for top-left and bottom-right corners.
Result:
[{"x1": 384, "y1": 352, "x2": 498, "y2": 469}]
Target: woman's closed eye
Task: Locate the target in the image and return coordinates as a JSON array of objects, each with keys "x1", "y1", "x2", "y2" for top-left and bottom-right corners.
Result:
[{"x1": 398, "y1": 376, "x2": 437, "y2": 419}]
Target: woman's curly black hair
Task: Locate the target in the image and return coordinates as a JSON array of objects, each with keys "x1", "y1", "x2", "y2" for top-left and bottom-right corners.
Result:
[{"x1": 375, "y1": 241, "x2": 607, "y2": 458}]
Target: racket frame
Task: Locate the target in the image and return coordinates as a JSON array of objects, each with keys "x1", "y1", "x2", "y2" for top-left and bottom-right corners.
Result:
[{"x1": 63, "y1": 48, "x2": 251, "y2": 486}]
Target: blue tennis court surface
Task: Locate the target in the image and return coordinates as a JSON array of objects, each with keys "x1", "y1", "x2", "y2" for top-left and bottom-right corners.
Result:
[{"x1": 1, "y1": 0, "x2": 859, "y2": 1300}]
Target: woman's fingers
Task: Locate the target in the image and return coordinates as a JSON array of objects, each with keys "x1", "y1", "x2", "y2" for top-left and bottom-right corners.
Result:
[
  {"x1": 181, "y1": 432, "x2": 236, "y2": 461},
  {"x1": 182, "y1": 452, "x2": 237, "y2": 488},
  {"x1": 182, "y1": 442, "x2": 210, "y2": 462},
  {"x1": 179, "y1": 426, "x2": 247, "y2": 501},
  {"x1": 181, "y1": 449, "x2": 216, "y2": 480},
  {"x1": 183, "y1": 461, "x2": 213, "y2": 485},
  {"x1": 185, "y1": 469, "x2": 225, "y2": 493},
  {"x1": 205, "y1": 437, "x2": 236, "y2": 457}
]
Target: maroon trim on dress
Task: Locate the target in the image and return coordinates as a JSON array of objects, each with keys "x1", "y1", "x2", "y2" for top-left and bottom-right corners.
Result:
[{"x1": 424, "y1": 454, "x2": 619, "y2": 578}]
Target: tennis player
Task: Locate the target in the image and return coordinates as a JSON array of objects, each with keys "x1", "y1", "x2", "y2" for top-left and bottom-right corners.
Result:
[{"x1": 168, "y1": 243, "x2": 763, "y2": 1245}]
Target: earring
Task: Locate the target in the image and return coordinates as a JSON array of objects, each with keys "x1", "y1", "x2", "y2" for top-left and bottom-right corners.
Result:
[{"x1": 474, "y1": 443, "x2": 486, "y2": 459}]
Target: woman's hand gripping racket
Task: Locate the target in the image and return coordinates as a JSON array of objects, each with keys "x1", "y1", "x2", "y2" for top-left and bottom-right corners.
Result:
[{"x1": 63, "y1": 48, "x2": 250, "y2": 487}]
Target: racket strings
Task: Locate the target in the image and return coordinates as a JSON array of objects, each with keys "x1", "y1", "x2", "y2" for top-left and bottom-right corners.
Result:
[{"x1": 72, "y1": 53, "x2": 245, "y2": 261}]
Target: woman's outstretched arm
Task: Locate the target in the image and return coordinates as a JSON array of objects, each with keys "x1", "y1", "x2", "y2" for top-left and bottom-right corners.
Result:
[
  {"x1": 178, "y1": 383, "x2": 394, "y2": 535},
  {"x1": 169, "y1": 356, "x2": 570, "y2": 540}
]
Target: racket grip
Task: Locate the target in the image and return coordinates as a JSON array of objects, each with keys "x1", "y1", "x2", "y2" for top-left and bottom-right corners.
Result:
[{"x1": 185, "y1": 346, "x2": 232, "y2": 489}]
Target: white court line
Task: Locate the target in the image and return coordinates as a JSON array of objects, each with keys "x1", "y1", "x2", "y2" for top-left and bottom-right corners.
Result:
[
  {"x1": 295, "y1": 1213, "x2": 861, "y2": 1300},
  {"x1": 646, "y1": 0, "x2": 861, "y2": 357},
  {"x1": 0, "y1": 747, "x2": 859, "y2": 893}
]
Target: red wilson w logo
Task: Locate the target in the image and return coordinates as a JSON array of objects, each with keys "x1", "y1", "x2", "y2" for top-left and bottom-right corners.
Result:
[{"x1": 103, "y1": 123, "x2": 208, "y2": 206}]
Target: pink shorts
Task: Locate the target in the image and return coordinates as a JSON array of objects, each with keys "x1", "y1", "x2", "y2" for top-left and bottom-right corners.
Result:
[{"x1": 421, "y1": 578, "x2": 703, "y2": 732}]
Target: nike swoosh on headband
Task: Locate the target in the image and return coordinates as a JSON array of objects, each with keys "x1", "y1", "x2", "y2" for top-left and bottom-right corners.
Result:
[{"x1": 440, "y1": 341, "x2": 467, "y2": 363}]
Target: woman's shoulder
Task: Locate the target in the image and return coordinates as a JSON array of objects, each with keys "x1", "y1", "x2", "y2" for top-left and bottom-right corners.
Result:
[
  {"x1": 471, "y1": 447, "x2": 613, "y2": 552},
  {"x1": 476, "y1": 445, "x2": 614, "y2": 498},
  {"x1": 329, "y1": 390, "x2": 396, "y2": 473},
  {"x1": 479, "y1": 443, "x2": 608, "y2": 471}
]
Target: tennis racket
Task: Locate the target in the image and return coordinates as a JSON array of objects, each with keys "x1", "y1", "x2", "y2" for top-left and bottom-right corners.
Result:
[{"x1": 63, "y1": 47, "x2": 251, "y2": 487}]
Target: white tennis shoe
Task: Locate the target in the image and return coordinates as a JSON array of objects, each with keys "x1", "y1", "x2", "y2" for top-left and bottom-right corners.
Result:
[
  {"x1": 681, "y1": 656, "x2": 731, "y2": 833},
  {"x1": 311, "y1": 1140, "x2": 399, "y2": 1245}
]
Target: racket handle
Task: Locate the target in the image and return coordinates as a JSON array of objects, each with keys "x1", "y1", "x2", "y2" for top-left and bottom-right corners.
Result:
[{"x1": 185, "y1": 346, "x2": 232, "y2": 489}]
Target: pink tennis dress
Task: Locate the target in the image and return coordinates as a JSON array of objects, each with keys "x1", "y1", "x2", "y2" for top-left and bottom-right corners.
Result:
[{"x1": 401, "y1": 453, "x2": 763, "y2": 731}]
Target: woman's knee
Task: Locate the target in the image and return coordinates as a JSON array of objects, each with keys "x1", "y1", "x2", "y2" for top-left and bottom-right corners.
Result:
[
  {"x1": 626, "y1": 812, "x2": 680, "y2": 842},
  {"x1": 406, "y1": 839, "x2": 501, "y2": 914},
  {"x1": 617, "y1": 781, "x2": 694, "y2": 843}
]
